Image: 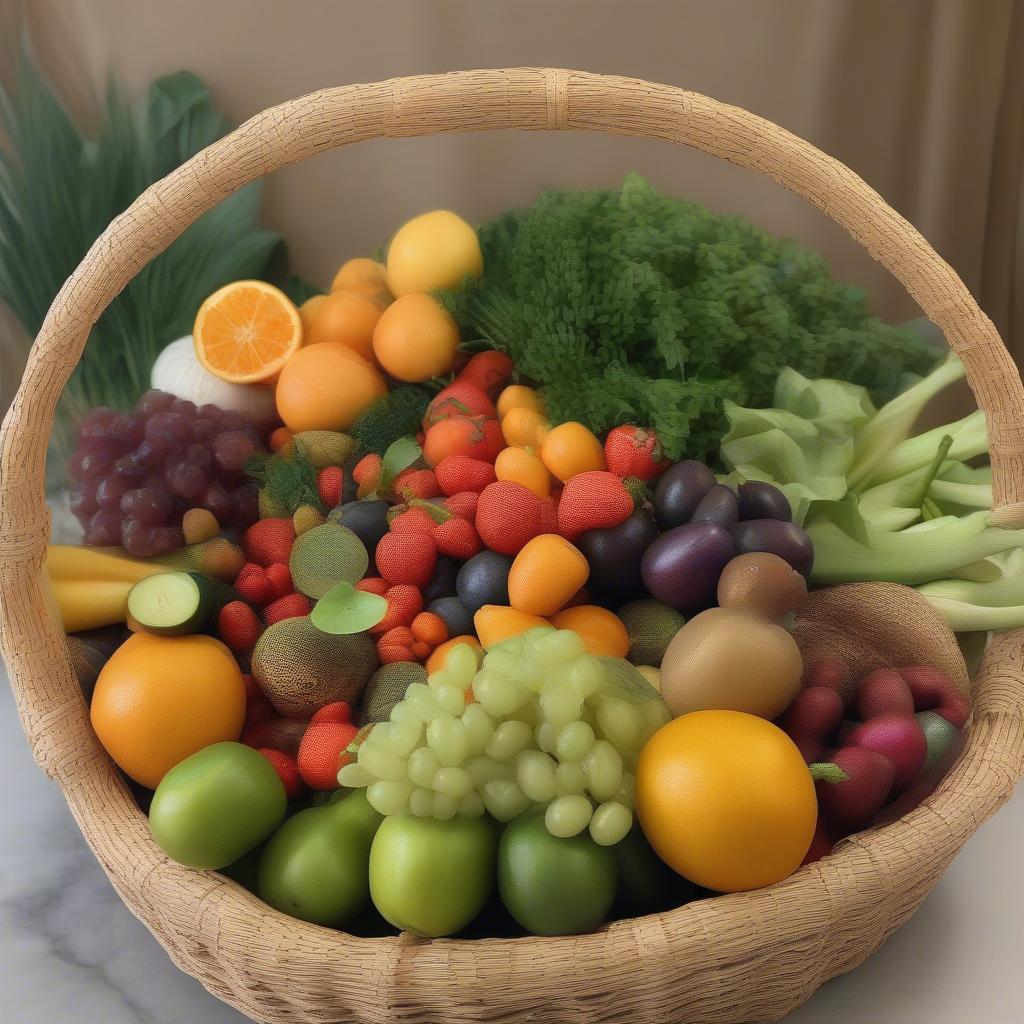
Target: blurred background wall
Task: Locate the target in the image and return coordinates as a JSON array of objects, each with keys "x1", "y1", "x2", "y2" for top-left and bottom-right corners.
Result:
[{"x1": 2, "y1": 0, "x2": 1022, "y2": 416}]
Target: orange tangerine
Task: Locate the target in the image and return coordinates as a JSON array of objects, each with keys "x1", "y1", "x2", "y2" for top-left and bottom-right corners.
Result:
[
  {"x1": 305, "y1": 288, "x2": 382, "y2": 362},
  {"x1": 426, "y1": 635, "x2": 484, "y2": 675},
  {"x1": 540, "y1": 421, "x2": 606, "y2": 482},
  {"x1": 508, "y1": 535, "x2": 590, "y2": 617},
  {"x1": 474, "y1": 606, "x2": 552, "y2": 649},
  {"x1": 90, "y1": 632, "x2": 245, "y2": 789},
  {"x1": 275, "y1": 341, "x2": 387, "y2": 432},
  {"x1": 193, "y1": 280, "x2": 302, "y2": 384},
  {"x1": 373, "y1": 294, "x2": 460, "y2": 382},
  {"x1": 298, "y1": 294, "x2": 328, "y2": 336},
  {"x1": 494, "y1": 446, "x2": 551, "y2": 498},
  {"x1": 497, "y1": 384, "x2": 545, "y2": 420},
  {"x1": 331, "y1": 257, "x2": 391, "y2": 306},
  {"x1": 502, "y1": 407, "x2": 549, "y2": 449},
  {"x1": 550, "y1": 604, "x2": 630, "y2": 658}
]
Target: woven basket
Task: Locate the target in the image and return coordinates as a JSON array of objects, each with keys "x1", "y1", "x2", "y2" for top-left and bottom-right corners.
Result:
[{"x1": 2, "y1": 68, "x2": 1024, "y2": 1024}]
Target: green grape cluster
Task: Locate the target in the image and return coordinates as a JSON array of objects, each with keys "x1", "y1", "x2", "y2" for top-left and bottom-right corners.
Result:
[{"x1": 338, "y1": 628, "x2": 671, "y2": 846}]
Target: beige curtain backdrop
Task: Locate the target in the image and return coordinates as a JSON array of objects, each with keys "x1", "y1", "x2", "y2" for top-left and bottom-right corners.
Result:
[{"x1": 1, "y1": 0, "x2": 1022, "y2": 421}]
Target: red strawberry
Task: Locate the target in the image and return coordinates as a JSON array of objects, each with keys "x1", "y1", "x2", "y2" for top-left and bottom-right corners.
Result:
[
  {"x1": 435, "y1": 456, "x2": 498, "y2": 496},
  {"x1": 370, "y1": 584, "x2": 424, "y2": 635},
  {"x1": 235, "y1": 562, "x2": 271, "y2": 606},
  {"x1": 389, "y1": 506, "x2": 440, "y2": 536},
  {"x1": 604, "y1": 425, "x2": 671, "y2": 481},
  {"x1": 218, "y1": 600, "x2": 263, "y2": 651},
  {"x1": 296, "y1": 702, "x2": 358, "y2": 790},
  {"x1": 435, "y1": 517, "x2": 482, "y2": 559},
  {"x1": 376, "y1": 531, "x2": 437, "y2": 588},
  {"x1": 475, "y1": 480, "x2": 547, "y2": 555},
  {"x1": 317, "y1": 466, "x2": 344, "y2": 507},
  {"x1": 353, "y1": 453, "x2": 383, "y2": 497},
  {"x1": 377, "y1": 625, "x2": 418, "y2": 663},
  {"x1": 265, "y1": 562, "x2": 293, "y2": 601},
  {"x1": 444, "y1": 491, "x2": 479, "y2": 521},
  {"x1": 393, "y1": 467, "x2": 442, "y2": 500},
  {"x1": 355, "y1": 577, "x2": 390, "y2": 596},
  {"x1": 264, "y1": 592, "x2": 312, "y2": 625},
  {"x1": 454, "y1": 350, "x2": 514, "y2": 399},
  {"x1": 540, "y1": 496, "x2": 559, "y2": 534},
  {"x1": 258, "y1": 748, "x2": 304, "y2": 798},
  {"x1": 243, "y1": 518, "x2": 296, "y2": 566},
  {"x1": 557, "y1": 471, "x2": 634, "y2": 540},
  {"x1": 424, "y1": 381, "x2": 497, "y2": 426}
]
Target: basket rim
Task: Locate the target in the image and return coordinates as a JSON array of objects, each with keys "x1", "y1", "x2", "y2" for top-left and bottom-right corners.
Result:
[{"x1": 2, "y1": 68, "x2": 1024, "y2": 1023}]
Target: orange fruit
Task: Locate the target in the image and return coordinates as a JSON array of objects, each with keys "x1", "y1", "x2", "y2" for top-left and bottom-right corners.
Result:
[
  {"x1": 496, "y1": 384, "x2": 545, "y2": 421},
  {"x1": 90, "y1": 632, "x2": 245, "y2": 789},
  {"x1": 298, "y1": 294, "x2": 328, "y2": 336},
  {"x1": 373, "y1": 294, "x2": 459, "y2": 382},
  {"x1": 331, "y1": 257, "x2": 391, "y2": 306},
  {"x1": 635, "y1": 711, "x2": 816, "y2": 892},
  {"x1": 426, "y1": 635, "x2": 484, "y2": 675},
  {"x1": 508, "y1": 535, "x2": 589, "y2": 617},
  {"x1": 540, "y1": 421, "x2": 606, "y2": 482},
  {"x1": 275, "y1": 341, "x2": 387, "y2": 432},
  {"x1": 193, "y1": 280, "x2": 302, "y2": 384},
  {"x1": 495, "y1": 446, "x2": 551, "y2": 498},
  {"x1": 474, "y1": 606, "x2": 551, "y2": 649},
  {"x1": 305, "y1": 288, "x2": 383, "y2": 362},
  {"x1": 549, "y1": 605, "x2": 629, "y2": 658},
  {"x1": 501, "y1": 408, "x2": 549, "y2": 449}
]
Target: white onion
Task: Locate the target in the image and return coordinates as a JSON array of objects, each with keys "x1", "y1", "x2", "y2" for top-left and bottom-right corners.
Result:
[{"x1": 150, "y1": 336, "x2": 278, "y2": 428}]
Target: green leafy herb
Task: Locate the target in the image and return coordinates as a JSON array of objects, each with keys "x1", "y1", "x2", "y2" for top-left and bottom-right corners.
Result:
[
  {"x1": 440, "y1": 173, "x2": 940, "y2": 461},
  {"x1": 311, "y1": 582, "x2": 387, "y2": 635},
  {"x1": 350, "y1": 383, "x2": 435, "y2": 455},
  {"x1": 247, "y1": 439, "x2": 324, "y2": 516}
]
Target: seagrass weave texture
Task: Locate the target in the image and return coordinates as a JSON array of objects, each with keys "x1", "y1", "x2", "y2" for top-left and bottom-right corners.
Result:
[{"x1": 1, "y1": 69, "x2": 1023, "y2": 1024}]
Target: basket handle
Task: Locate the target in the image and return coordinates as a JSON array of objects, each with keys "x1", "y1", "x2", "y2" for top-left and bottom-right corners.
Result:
[{"x1": 2, "y1": 67, "x2": 1023, "y2": 775}]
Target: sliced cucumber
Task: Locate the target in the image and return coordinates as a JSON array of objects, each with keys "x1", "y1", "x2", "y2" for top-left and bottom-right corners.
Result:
[{"x1": 127, "y1": 571, "x2": 231, "y2": 636}]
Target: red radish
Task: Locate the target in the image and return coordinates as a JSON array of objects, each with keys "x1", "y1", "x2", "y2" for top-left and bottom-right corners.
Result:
[
  {"x1": 844, "y1": 714, "x2": 927, "y2": 794},
  {"x1": 855, "y1": 668, "x2": 915, "y2": 721},
  {"x1": 801, "y1": 659, "x2": 851, "y2": 694},
  {"x1": 898, "y1": 666, "x2": 970, "y2": 728},
  {"x1": 781, "y1": 686, "x2": 844, "y2": 763},
  {"x1": 816, "y1": 746, "x2": 896, "y2": 835}
]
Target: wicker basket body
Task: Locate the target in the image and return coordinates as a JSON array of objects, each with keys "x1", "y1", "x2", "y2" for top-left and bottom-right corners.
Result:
[{"x1": 2, "y1": 69, "x2": 1023, "y2": 1023}]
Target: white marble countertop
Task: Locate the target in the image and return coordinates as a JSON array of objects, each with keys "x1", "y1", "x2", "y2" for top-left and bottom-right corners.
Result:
[{"x1": 2, "y1": 665, "x2": 1021, "y2": 1024}]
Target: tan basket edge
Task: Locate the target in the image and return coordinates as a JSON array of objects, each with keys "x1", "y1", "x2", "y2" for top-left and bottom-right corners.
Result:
[{"x1": 0, "y1": 68, "x2": 1022, "y2": 1024}]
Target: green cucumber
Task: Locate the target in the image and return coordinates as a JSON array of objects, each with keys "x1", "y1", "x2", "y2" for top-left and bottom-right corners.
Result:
[{"x1": 127, "y1": 571, "x2": 237, "y2": 637}]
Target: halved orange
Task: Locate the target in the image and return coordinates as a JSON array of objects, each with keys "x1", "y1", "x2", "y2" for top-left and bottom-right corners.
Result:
[{"x1": 194, "y1": 280, "x2": 303, "y2": 383}]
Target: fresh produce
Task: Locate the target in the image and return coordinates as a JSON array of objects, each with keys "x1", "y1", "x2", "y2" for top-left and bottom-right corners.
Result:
[
  {"x1": 150, "y1": 741, "x2": 287, "y2": 869},
  {"x1": 507, "y1": 535, "x2": 590, "y2": 616},
  {"x1": 127, "y1": 571, "x2": 237, "y2": 636},
  {"x1": 385, "y1": 209, "x2": 483, "y2": 297},
  {"x1": 540, "y1": 422, "x2": 606, "y2": 482},
  {"x1": 604, "y1": 425, "x2": 671, "y2": 481},
  {"x1": 276, "y1": 342, "x2": 388, "y2": 432},
  {"x1": 635, "y1": 711, "x2": 817, "y2": 892},
  {"x1": 296, "y1": 702, "x2": 360, "y2": 789},
  {"x1": 616, "y1": 599, "x2": 686, "y2": 668},
  {"x1": 339, "y1": 629, "x2": 670, "y2": 842},
  {"x1": 576, "y1": 511, "x2": 659, "y2": 600},
  {"x1": 258, "y1": 790, "x2": 383, "y2": 926},
  {"x1": 91, "y1": 632, "x2": 245, "y2": 788},
  {"x1": 68, "y1": 390, "x2": 265, "y2": 554},
  {"x1": 151, "y1": 337, "x2": 278, "y2": 428},
  {"x1": 303, "y1": 288, "x2": 382, "y2": 360},
  {"x1": 498, "y1": 811, "x2": 618, "y2": 935},
  {"x1": 549, "y1": 606, "x2": 631, "y2": 659},
  {"x1": 332, "y1": 257, "x2": 391, "y2": 304},
  {"x1": 440, "y1": 174, "x2": 936, "y2": 461},
  {"x1": 373, "y1": 294, "x2": 460, "y2": 382},
  {"x1": 369, "y1": 814, "x2": 496, "y2": 937}
]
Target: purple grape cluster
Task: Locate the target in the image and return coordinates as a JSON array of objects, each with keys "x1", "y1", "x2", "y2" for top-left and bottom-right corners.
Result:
[{"x1": 68, "y1": 390, "x2": 266, "y2": 556}]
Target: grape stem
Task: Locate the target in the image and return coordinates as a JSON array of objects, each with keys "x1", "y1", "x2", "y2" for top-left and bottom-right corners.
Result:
[{"x1": 808, "y1": 762, "x2": 848, "y2": 784}]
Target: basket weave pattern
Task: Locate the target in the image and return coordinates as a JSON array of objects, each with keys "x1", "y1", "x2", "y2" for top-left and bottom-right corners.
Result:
[{"x1": 1, "y1": 69, "x2": 1023, "y2": 1023}]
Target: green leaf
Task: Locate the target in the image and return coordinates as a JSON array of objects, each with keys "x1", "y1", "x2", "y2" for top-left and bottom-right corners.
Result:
[
  {"x1": 311, "y1": 582, "x2": 388, "y2": 635},
  {"x1": 379, "y1": 436, "x2": 423, "y2": 491}
]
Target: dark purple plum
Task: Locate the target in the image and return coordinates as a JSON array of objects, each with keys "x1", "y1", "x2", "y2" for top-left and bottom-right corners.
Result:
[
  {"x1": 330, "y1": 500, "x2": 390, "y2": 556},
  {"x1": 730, "y1": 519, "x2": 814, "y2": 577},
  {"x1": 577, "y1": 511, "x2": 659, "y2": 599},
  {"x1": 422, "y1": 556, "x2": 460, "y2": 603},
  {"x1": 653, "y1": 460, "x2": 716, "y2": 530},
  {"x1": 640, "y1": 522, "x2": 735, "y2": 614},
  {"x1": 737, "y1": 481, "x2": 792, "y2": 522},
  {"x1": 428, "y1": 596, "x2": 475, "y2": 639},
  {"x1": 456, "y1": 550, "x2": 513, "y2": 614},
  {"x1": 690, "y1": 484, "x2": 738, "y2": 530}
]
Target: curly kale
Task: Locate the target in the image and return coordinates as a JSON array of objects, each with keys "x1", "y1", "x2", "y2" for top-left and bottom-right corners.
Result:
[
  {"x1": 349, "y1": 384, "x2": 435, "y2": 456},
  {"x1": 440, "y1": 173, "x2": 939, "y2": 462}
]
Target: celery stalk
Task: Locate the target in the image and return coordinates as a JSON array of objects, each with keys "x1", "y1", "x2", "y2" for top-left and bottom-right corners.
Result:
[
  {"x1": 807, "y1": 511, "x2": 1024, "y2": 585},
  {"x1": 928, "y1": 478, "x2": 993, "y2": 509},
  {"x1": 918, "y1": 595, "x2": 1024, "y2": 631},
  {"x1": 848, "y1": 354, "x2": 966, "y2": 490}
]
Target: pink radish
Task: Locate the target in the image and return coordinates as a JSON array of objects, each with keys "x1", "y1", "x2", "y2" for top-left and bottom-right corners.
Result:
[
  {"x1": 855, "y1": 668, "x2": 914, "y2": 720},
  {"x1": 816, "y1": 746, "x2": 896, "y2": 835},
  {"x1": 780, "y1": 686, "x2": 844, "y2": 763},
  {"x1": 898, "y1": 666, "x2": 970, "y2": 728},
  {"x1": 801, "y1": 659, "x2": 850, "y2": 693},
  {"x1": 844, "y1": 714, "x2": 927, "y2": 794}
]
